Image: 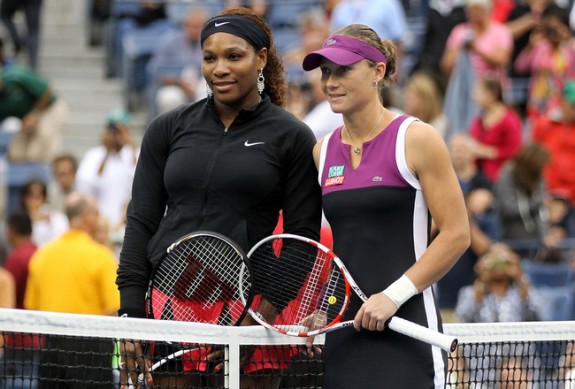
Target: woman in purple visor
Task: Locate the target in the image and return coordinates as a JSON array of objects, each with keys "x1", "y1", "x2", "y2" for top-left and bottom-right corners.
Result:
[{"x1": 303, "y1": 24, "x2": 470, "y2": 388}]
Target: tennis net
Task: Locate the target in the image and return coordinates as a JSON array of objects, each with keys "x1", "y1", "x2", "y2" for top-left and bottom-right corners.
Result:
[{"x1": 0, "y1": 308, "x2": 574, "y2": 388}]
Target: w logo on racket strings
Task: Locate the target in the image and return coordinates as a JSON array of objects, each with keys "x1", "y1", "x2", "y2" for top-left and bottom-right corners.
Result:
[{"x1": 173, "y1": 254, "x2": 236, "y2": 306}]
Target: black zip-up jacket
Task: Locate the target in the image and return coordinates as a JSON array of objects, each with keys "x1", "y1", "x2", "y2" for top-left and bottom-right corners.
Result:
[{"x1": 116, "y1": 95, "x2": 322, "y2": 316}]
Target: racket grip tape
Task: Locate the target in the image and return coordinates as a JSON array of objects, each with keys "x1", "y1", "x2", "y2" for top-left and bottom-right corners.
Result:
[{"x1": 386, "y1": 317, "x2": 458, "y2": 353}]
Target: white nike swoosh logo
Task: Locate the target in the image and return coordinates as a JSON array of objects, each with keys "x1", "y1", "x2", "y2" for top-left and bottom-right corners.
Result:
[
  {"x1": 244, "y1": 141, "x2": 264, "y2": 147},
  {"x1": 215, "y1": 21, "x2": 230, "y2": 27}
]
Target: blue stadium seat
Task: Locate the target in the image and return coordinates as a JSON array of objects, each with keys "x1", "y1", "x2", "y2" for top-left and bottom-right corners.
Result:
[
  {"x1": 121, "y1": 20, "x2": 177, "y2": 111},
  {"x1": 522, "y1": 261, "x2": 575, "y2": 288},
  {"x1": 6, "y1": 162, "x2": 52, "y2": 215},
  {"x1": 535, "y1": 286, "x2": 574, "y2": 321},
  {"x1": 165, "y1": 1, "x2": 223, "y2": 25},
  {"x1": 111, "y1": 0, "x2": 142, "y2": 17},
  {"x1": 266, "y1": 0, "x2": 322, "y2": 55},
  {"x1": 146, "y1": 59, "x2": 188, "y2": 119}
]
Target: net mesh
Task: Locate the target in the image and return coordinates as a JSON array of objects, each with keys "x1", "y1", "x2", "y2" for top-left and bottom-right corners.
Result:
[{"x1": 1, "y1": 309, "x2": 574, "y2": 388}]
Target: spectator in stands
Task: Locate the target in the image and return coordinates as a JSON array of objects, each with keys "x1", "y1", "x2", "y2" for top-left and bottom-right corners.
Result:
[
  {"x1": 494, "y1": 143, "x2": 550, "y2": 244},
  {"x1": 47, "y1": 153, "x2": 78, "y2": 214},
  {"x1": 441, "y1": 0, "x2": 513, "y2": 137},
  {"x1": 24, "y1": 191, "x2": 120, "y2": 386},
  {"x1": 3, "y1": 212, "x2": 36, "y2": 309},
  {"x1": 532, "y1": 80, "x2": 575, "y2": 204},
  {"x1": 19, "y1": 178, "x2": 68, "y2": 247},
  {"x1": 118, "y1": 1, "x2": 167, "y2": 27},
  {"x1": 441, "y1": 0, "x2": 513, "y2": 81},
  {"x1": 323, "y1": 0, "x2": 342, "y2": 21},
  {"x1": 76, "y1": 109, "x2": 138, "y2": 235},
  {"x1": 506, "y1": 0, "x2": 564, "y2": 84},
  {"x1": 149, "y1": 7, "x2": 210, "y2": 115},
  {"x1": 453, "y1": 243, "x2": 545, "y2": 387},
  {"x1": 24, "y1": 192, "x2": 119, "y2": 312},
  {"x1": 449, "y1": 134, "x2": 495, "y2": 215},
  {"x1": 0, "y1": 66, "x2": 69, "y2": 163},
  {"x1": 104, "y1": 0, "x2": 168, "y2": 79},
  {"x1": 411, "y1": 0, "x2": 466, "y2": 79},
  {"x1": 283, "y1": 7, "x2": 331, "y2": 84},
  {"x1": 466, "y1": 76, "x2": 523, "y2": 182},
  {"x1": 402, "y1": 70, "x2": 448, "y2": 138},
  {"x1": 537, "y1": 189, "x2": 572, "y2": 263},
  {"x1": 330, "y1": 0, "x2": 407, "y2": 46},
  {"x1": 455, "y1": 243, "x2": 544, "y2": 322},
  {"x1": 0, "y1": 0, "x2": 43, "y2": 70},
  {"x1": 93, "y1": 214, "x2": 115, "y2": 254},
  {"x1": 514, "y1": 7, "x2": 575, "y2": 121},
  {"x1": 545, "y1": 189, "x2": 574, "y2": 246}
]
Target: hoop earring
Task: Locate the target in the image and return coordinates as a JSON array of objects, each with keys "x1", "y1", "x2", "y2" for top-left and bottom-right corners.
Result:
[
  {"x1": 257, "y1": 69, "x2": 265, "y2": 94},
  {"x1": 206, "y1": 82, "x2": 213, "y2": 99}
]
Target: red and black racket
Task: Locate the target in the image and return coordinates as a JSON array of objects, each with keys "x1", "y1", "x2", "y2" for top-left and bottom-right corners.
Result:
[
  {"x1": 247, "y1": 233, "x2": 458, "y2": 352},
  {"x1": 145, "y1": 231, "x2": 254, "y2": 374},
  {"x1": 147, "y1": 231, "x2": 253, "y2": 325}
]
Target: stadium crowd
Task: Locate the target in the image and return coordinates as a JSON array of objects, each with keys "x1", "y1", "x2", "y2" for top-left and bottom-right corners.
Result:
[{"x1": 1, "y1": 0, "x2": 575, "y2": 327}]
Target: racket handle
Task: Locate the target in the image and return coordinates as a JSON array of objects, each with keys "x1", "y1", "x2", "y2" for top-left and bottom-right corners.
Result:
[{"x1": 387, "y1": 317, "x2": 458, "y2": 352}]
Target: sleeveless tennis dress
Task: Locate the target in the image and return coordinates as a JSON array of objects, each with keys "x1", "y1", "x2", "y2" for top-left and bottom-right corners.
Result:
[{"x1": 318, "y1": 115, "x2": 447, "y2": 388}]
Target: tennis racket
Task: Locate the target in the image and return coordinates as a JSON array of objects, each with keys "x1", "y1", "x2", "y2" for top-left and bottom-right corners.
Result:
[
  {"x1": 246, "y1": 233, "x2": 458, "y2": 353},
  {"x1": 145, "y1": 230, "x2": 254, "y2": 372}
]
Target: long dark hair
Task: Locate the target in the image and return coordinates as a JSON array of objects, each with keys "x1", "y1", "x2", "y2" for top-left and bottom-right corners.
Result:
[{"x1": 512, "y1": 143, "x2": 550, "y2": 195}]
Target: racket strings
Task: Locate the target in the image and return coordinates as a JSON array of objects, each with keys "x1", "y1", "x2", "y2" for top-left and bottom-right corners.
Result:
[
  {"x1": 251, "y1": 237, "x2": 348, "y2": 333},
  {"x1": 253, "y1": 240, "x2": 317, "y2": 306},
  {"x1": 151, "y1": 235, "x2": 252, "y2": 325},
  {"x1": 296, "y1": 253, "x2": 328, "y2": 324}
]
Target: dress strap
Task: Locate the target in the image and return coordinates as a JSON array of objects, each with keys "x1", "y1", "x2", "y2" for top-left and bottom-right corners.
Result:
[{"x1": 317, "y1": 129, "x2": 335, "y2": 186}]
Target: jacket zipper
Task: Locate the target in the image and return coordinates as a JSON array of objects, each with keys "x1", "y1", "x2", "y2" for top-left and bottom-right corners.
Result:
[{"x1": 197, "y1": 126, "x2": 229, "y2": 226}]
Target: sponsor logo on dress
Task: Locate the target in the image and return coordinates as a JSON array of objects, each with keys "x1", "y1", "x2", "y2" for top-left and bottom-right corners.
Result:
[
  {"x1": 325, "y1": 176, "x2": 345, "y2": 187},
  {"x1": 325, "y1": 165, "x2": 345, "y2": 187},
  {"x1": 327, "y1": 165, "x2": 345, "y2": 178}
]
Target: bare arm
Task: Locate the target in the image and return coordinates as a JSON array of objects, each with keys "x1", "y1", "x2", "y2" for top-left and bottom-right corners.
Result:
[
  {"x1": 440, "y1": 46, "x2": 459, "y2": 76},
  {"x1": 404, "y1": 121, "x2": 471, "y2": 291},
  {"x1": 354, "y1": 122, "x2": 470, "y2": 331}
]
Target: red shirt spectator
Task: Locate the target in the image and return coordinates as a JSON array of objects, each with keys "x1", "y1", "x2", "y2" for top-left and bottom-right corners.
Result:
[
  {"x1": 469, "y1": 76, "x2": 523, "y2": 182},
  {"x1": 532, "y1": 80, "x2": 575, "y2": 203},
  {"x1": 3, "y1": 212, "x2": 37, "y2": 309}
]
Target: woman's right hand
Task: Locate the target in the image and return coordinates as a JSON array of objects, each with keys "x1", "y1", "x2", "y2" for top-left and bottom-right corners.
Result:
[{"x1": 119, "y1": 339, "x2": 152, "y2": 389}]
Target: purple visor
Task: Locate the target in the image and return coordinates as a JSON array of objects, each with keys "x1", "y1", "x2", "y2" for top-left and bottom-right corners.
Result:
[{"x1": 302, "y1": 35, "x2": 387, "y2": 71}]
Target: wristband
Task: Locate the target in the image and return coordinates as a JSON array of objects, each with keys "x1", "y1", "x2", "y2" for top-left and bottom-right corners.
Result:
[{"x1": 383, "y1": 275, "x2": 418, "y2": 308}]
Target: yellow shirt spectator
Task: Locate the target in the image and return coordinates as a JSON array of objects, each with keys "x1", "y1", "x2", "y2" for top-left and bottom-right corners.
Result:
[{"x1": 25, "y1": 219, "x2": 119, "y2": 315}]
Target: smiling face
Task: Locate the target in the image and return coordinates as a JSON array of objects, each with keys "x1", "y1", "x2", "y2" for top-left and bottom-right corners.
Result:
[
  {"x1": 318, "y1": 58, "x2": 383, "y2": 115},
  {"x1": 202, "y1": 32, "x2": 267, "y2": 112}
]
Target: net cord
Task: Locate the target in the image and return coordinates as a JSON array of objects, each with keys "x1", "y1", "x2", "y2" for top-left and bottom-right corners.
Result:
[{"x1": 2, "y1": 309, "x2": 575, "y2": 344}]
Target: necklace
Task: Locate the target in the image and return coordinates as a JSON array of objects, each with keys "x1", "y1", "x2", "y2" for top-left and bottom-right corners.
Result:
[{"x1": 343, "y1": 110, "x2": 384, "y2": 154}]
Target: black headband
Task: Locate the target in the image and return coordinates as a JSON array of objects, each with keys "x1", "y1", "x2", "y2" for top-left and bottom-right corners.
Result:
[{"x1": 200, "y1": 15, "x2": 270, "y2": 50}]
